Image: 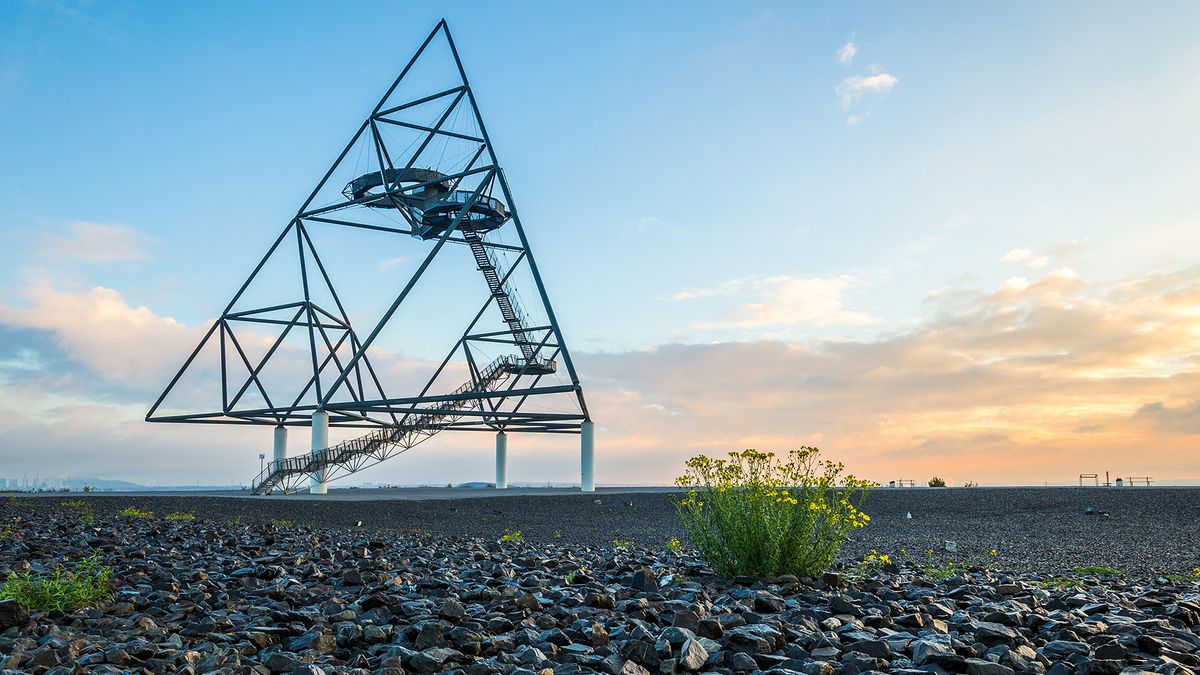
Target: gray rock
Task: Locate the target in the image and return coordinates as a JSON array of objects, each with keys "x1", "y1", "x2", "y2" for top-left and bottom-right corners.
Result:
[
  {"x1": 0, "y1": 601, "x2": 27, "y2": 630},
  {"x1": 409, "y1": 647, "x2": 461, "y2": 674},
  {"x1": 728, "y1": 652, "x2": 758, "y2": 671},
  {"x1": 965, "y1": 658, "x2": 1015, "y2": 675},
  {"x1": 848, "y1": 639, "x2": 890, "y2": 659},
  {"x1": 628, "y1": 568, "x2": 658, "y2": 592},
  {"x1": 677, "y1": 638, "x2": 708, "y2": 671},
  {"x1": 1041, "y1": 640, "x2": 1090, "y2": 660},
  {"x1": 724, "y1": 623, "x2": 782, "y2": 652}
]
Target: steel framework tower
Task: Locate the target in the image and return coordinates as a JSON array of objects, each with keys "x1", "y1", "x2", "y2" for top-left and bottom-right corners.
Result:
[{"x1": 146, "y1": 21, "x2": 592, "y2": 494}]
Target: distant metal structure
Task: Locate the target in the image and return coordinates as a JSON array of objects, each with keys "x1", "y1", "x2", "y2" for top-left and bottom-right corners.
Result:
[{"x1": 147, "y1": 20, "x2": 593, "y2": 494}]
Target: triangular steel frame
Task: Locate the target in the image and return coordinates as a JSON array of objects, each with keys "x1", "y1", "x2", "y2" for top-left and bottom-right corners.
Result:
[{"x1": 147, "y1": 20, "x2": 589, "y2": 445}]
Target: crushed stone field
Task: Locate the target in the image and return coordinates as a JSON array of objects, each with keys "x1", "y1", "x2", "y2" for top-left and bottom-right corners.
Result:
[
  {"x1": 11, "y1": 486, "x2": 1200, "y2": 576},
  {"x1": 0, "y1": 489, "x2": 1198, "y2": 674}
]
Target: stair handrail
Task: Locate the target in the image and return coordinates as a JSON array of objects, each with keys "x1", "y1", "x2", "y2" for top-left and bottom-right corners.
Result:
[{"x1": 252, "y1": 354, "x2": 523, "y2": 493}]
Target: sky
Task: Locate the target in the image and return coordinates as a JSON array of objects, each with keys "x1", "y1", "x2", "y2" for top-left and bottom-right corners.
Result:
[{"x1": 1, "y1": 0, "x2": 1199, "y2": 488}]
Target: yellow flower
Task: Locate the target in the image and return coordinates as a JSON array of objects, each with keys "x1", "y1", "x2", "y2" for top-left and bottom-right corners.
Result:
[
  {"x1": 879, "y1": 554, "x2": 891, "y2": 564},
  {"x1": 990, "y1": 549, "x2": 998, "y2": 557}
]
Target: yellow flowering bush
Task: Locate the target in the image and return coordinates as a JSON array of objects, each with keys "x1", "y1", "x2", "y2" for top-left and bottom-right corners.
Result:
[{"x1": 675, "y1": 447, "x2": 875, "y2": 578}]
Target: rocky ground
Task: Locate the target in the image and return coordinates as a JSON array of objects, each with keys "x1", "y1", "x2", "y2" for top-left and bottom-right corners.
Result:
[
  {"x1": 0, "y1": 493, "x2": 1198, "y2": 674},
  {"x1": 11, "y1": 487, "x2": 1200, "y2": 575}
]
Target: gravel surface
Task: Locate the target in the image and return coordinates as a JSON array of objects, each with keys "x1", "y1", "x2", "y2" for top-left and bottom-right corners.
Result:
[
  {"x1": 13, "y1": 487, "x2": 1200, "y2": 576},
  {"x1": 0, "y1": 499, "x2": 1198, "y2": 674}
]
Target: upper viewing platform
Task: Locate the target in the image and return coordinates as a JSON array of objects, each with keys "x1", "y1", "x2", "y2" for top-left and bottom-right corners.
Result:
[{"x1": 343, "y1": 167, "x2": 510, "y2": 240}]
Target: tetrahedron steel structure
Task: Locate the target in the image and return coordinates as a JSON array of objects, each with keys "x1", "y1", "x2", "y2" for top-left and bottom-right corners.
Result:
[{"x1": 147, "y1": 21, "x2": 589, "y2": 493}]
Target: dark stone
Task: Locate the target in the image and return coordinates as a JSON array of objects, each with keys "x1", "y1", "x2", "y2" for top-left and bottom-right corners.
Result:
[
  {"x1": 753, "y1": 591, "x2": 786, "y2": 613},
  {"x1": 1042, "y1": 640, "x2": 1090, "y2": 660},
  {"x1": 728, "y1": 652, "x2": 758, "y2": 671},
  {"x1": 0, "y1": 601, "x2": 27, "y2": 630},
  {"x1": 620, "y1": 640, "x2": 661, "y2": 668},
  {"x1": 829, "y1": 595, "x2": 859, "y2": 615},
  {"x1": 440, "y1": 598, "x2": 467, "y2": 620},
  {"x1": 628, "y1": 568, "x2": 658, "y2": 593},
  {"x1": 965, "y1": 658, "x2": 1015, "y2": 675},
  {"x1": 409, "y1": 647, "x2": 461, "y2": 674},
  {"x1": 698, "y1": 616, "x2": 723, "y2": 639},
  {"x1": 847, "y1": 639, "x2": 890, "y2": 659}
]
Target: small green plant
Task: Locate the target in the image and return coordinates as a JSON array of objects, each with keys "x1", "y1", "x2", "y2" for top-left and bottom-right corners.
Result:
[
  {"x1": 118, "y1": 506, "x2": 154, "y2": 519},
  {"x1": 230, "y1": 515, "x2": 243, "y2": 526},
  {"x1": 164, "y1": 511, "x2": 196, "y2": 522},
  {"x1": 1035, "y1": 575, "x2": 1082, "y2": 589},
  {"x1": 0, "y1": 526, "x2": 13, "y2": 541},
  {"x1": 928, "y1": 477, "x2": 947, "y2": 488},
  {"x1": 82, "y1": 485, "x2": 92, "y2": 493},
  {"x1": 922, "y1": 559, "x2": 961, "y2": 581},
  {"x1": 675, "y1": 447, "x2": 875, "y2": 579},
  {"x1": 847, "y1": 549, "x2": 893, "y2": 581},
  {"x1": 0, "y1": 553, "x2": 112, "y2": 612},
  {"x1": 666, "y1": 536, "x2": 682, "y2": 552},
  {"x1": 1071, "y1": 565, "x2": 1122, "y2": 576},
  {"x1": 270, "y1": 518, "x2": 293, "y2": 527},
  {"x1": 565, "y1": 570, "x2": 577, "y2": 585},
  {"x1": 60, "y1": 500, "x2": 95, "y2": 525},
  {"x1": 500, "y1": 529, "x2": 524, "y2": 543},
  {"x1": 612, "y1": 539, "x2": 634, "y2": 548},
  {"x1": 554, "y1": 530, "x2": 562, "y2": 540}
]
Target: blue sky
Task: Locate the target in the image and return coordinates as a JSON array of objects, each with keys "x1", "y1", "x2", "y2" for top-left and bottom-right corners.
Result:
[{"x1": 2, "y1": 1, "x2": 1199, "y2": 487}]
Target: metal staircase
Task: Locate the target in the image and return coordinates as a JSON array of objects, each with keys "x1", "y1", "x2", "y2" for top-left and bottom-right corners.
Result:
[
  {"x1": 462, "y1": 228, "x2": 536, "y2": 360},
  {"x1": 250, "y1": 354, "x2": 540, "y2": 494}
]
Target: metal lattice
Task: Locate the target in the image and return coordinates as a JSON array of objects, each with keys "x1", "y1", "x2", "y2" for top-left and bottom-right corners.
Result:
[{"x1": 146, "y1": 21, "x2": 589, "y2": 493}]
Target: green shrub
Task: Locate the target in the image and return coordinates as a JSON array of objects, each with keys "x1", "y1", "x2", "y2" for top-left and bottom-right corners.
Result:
[
  {"x1": 666, "y1": 536, "x2": 682, "y2": 552},
  {"x1": 118, "y1": 506, "x2": 154, "y2": 519},
  {"x1": 0, "y1": 553, "x2": 112, "y2": 612},
  {"x1": 928, "y1": 477, "x2": 947, "y2": 487},
  {"x1": 164, "y1": 511, "x2": 195, "y2": 522},
  {"x1": 500, "y1": 529, "x2": 524, "y2": 542},
  {"x1": 60, "y1": 500, "x2": 94, "y2": 525},
  {"x1": 675, "y1": 447, "x2": 875, "y2": 578}
]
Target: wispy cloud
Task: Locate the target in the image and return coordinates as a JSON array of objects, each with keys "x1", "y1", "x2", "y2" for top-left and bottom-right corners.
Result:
[
  {"x1": 837, "y1": 71, "x2": 898, "y2": 113},
  {"x1": 377, "y1": 256, "x2": 407, "y2": 272},
  {"x1": 837, "y1": 41, "x2": 858, "y2": 66},
  {"x1": 621, "y1": 216, "x2": 665, "y2": 236},
  {"x1": 672, "y1": 274, "x2": 875, "y2": 329},
  {"x1": 1000, "y1": 248, "x2": 1050, "y2": 269},
  {"x1": 39, "y1": 222, "x2": 152, "y2": 263}
]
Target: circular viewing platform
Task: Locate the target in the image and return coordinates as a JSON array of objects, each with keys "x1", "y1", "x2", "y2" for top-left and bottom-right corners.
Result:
[{"x1": 344, "y1": 168, "x2": 509, "y2": 239}]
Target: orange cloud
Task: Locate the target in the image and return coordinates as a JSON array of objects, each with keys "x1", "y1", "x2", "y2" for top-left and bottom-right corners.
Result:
[{"x1": 1, "y1": 265, "x2": 1198, "y2": 487}]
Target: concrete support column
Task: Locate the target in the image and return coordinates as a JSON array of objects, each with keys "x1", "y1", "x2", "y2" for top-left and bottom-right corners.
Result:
[
  {"x1": 272, "y1": 426, "x2": 288, "y2": 464},
  {"x1": 310, "y1": 410, "x2": 329, "y2": 495},
  {"x1": 495, "y1": 431, "x2": 508, "y2": 489},
  {"x1": 580, "y1": 420, "x2": 595, "y2": 492}
]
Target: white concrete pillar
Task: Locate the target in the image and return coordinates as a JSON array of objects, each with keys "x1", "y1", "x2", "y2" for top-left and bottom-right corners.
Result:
[
  {"x1": 495, "y1": 431, "x2": 508, "y2": 489},
  {"x1": 272, "y1": 426, "x2": 288, "y2": 464},
  {"x1": 580, "y1": 420, "x2": 595, "y2": 492},
  {"x1": 310, "y1": 410, "x2": 329, "y2": 495}
]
